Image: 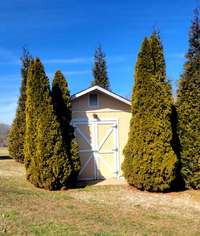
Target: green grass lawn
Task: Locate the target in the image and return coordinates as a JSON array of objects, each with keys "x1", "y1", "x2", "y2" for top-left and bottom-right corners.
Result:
[{"x1": 0, "y1": 149, "x2": 200, "y2": 236}]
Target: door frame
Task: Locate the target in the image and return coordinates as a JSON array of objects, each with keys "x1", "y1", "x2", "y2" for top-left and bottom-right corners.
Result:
[{"x1": 72, "y1": 118, "x2": 120, "y2": 180}]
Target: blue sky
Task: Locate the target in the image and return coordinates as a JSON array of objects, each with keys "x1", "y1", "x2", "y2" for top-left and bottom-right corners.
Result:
[{"x1": 0, "y1": 0, "x2": 197, "y2": 124}]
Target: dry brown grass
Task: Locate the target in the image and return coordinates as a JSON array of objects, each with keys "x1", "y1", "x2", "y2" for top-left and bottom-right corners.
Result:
[
  {"x1": 0, "y1": 151, "x2": 200, "y2": 235},
  {"x1": 0, "y1": 147, "x2": 9, "y2": 156}
]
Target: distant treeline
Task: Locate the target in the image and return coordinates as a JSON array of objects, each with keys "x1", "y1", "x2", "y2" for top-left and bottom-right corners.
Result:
[{"x1": 0, "y1": 123, "x2": 9, "y2": 147}]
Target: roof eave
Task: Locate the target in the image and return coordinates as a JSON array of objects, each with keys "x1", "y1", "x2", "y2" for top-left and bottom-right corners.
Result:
[{"x1": 71, "y1": 85, "x2": 131, "y2": 106}]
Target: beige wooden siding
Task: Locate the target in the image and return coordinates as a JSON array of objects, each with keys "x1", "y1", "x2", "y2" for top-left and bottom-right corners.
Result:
[{"x1": 72, "y1": 92, "x2": 130, "y2": 112}]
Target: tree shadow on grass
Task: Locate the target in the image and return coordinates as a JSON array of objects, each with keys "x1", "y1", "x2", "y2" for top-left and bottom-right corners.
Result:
[
  {"x1": 0, "y1": 155, "x2": 12, "y2": 160},
  {"x1": 74, "y1": 179, "x2": 105, "y2": 188}
]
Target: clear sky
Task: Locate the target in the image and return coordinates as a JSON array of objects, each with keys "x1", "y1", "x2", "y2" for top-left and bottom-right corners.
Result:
[{"x1": 0, "y1": 0, "x2": 198, "y2": 124}]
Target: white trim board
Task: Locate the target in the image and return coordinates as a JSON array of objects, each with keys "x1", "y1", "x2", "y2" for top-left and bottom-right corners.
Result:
[
  {"x1": 72, "y1": 109, "x2": 130, "y2": 113},
  {"x1": 72, "y1": 118, "x2": 118, "y2": 124},
  {"x1": 71, "y1": 85, "x2": 131, "y2": 106}
]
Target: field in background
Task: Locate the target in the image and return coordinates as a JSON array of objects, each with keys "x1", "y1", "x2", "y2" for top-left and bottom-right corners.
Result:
[
  {"x1": 0, "y1": 147, "x2": 9, "y2": 157},
  {"x1": 0, "y1": 149, "x2": 200, "y2": 235}
]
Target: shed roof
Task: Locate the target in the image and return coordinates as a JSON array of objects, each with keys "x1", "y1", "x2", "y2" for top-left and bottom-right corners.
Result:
[{"x1": 71, "y1": 85, "x2": 131, "y2": 106}]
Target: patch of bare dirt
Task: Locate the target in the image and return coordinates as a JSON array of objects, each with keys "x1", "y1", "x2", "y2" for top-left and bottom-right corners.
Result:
[{"x1": 70, "y1": 185, "x2": 200, "y2": 221}]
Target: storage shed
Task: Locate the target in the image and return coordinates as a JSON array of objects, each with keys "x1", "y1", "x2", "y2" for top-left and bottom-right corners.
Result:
[{"x1": 71, "y1": 85, "x2": 131, "y2": 180}]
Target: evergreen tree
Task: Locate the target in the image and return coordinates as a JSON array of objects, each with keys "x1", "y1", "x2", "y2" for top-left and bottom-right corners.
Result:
[
  {"x1": 8, "y1": 49, "x2": 32, "y2": 163},
  {"x1": 122, "y1": 34, "x2": 177, "y2": 192},
  {"x1": 150, "y1": 32, "x2": 166, "y2": 80},
  {"x1": 24, "y1": 59, "x2": 72, "y2": 190},
  {"x1": 52, "y1": 70, "x2": 80, "y2": 184},
  {"x1": 91, "y1": 46, "x2": 110, "y2": 90},
  {"x1": 176, "y1": 8, "x2": 200, "y2": 189}
]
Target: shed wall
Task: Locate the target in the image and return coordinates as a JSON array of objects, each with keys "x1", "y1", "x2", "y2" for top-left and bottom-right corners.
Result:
[{"x1": 72, "y1": 91, "x2": 131, "y2": 177}]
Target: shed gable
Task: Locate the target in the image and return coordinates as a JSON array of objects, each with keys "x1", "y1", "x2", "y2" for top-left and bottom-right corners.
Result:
[{"x1": 72, "y1": 91, "x2": 130, "y2": 112}]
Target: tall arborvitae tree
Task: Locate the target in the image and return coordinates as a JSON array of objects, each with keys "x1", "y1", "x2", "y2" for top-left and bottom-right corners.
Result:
[
  {"x1": 24, "y1": 59, "x2": 72, "y2": 190},
  {"x1": 91, "y1": 46, "x2": 110, "y2": 90},
  {"x1": 150, "y1": 32, "x2": 166, "y2": 80},
  {"x1": 8, "y1": 49, "x2": 32, "y2": 163},
  {"x1": 52, "y1": 70, "x2": 80, "y2": 184},
  {"x1": 122, "y1": 34, "x2": 177, "y2": 192},
  {"x1": 176, "y1": 8, "x2": 200, "y2": 189}
]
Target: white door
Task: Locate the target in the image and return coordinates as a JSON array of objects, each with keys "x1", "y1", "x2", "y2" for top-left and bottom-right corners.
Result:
[{"x1": 72, "y1": 119, "x2": 119, "y2": 180}]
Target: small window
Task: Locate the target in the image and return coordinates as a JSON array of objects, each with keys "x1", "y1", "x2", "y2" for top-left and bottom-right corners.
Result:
[{"x1": 89, "y1": 93, "x2": 98, "y2": 107}]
